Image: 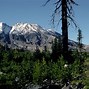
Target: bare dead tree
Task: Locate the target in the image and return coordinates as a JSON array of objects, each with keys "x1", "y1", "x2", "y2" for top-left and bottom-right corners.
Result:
[{"x1": 44, "y1": 0, "x2": 78, "y2": 62}]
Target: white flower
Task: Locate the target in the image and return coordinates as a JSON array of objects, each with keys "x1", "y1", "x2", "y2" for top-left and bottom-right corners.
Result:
[{"x1": 64, "y1": 64, "x2": 68, "y2": 68}]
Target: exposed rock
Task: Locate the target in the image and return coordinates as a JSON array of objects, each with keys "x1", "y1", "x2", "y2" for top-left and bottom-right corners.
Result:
[{"x1": 0, "y1": 22, "x2": 79, "y2": 51}]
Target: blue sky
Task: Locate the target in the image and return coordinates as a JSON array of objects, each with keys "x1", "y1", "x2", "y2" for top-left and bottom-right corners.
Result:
[{"x1": 0, "y1": 0, "x2": 89, "y2": 44}]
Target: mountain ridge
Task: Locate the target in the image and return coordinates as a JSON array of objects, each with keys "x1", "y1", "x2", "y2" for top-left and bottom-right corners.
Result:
[{"x1": 0, "y1": 22, "x2": 84, "y2": 51}]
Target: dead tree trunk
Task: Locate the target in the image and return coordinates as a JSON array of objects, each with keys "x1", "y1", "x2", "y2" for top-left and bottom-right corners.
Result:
[{"x1": 62, "y1": 0, "x2": 68, "y2": 61}]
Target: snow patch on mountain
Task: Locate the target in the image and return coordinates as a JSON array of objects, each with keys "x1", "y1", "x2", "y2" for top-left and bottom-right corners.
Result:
[
  {"x1": 0, "y1": 22, "x2": 11, "y2": 34},
  {"x1": 10, "y1": 23, "x2": 46, "y2": 35},
  {"x1": 0, "y1": 22, "x2": 80, "y2": 51}
]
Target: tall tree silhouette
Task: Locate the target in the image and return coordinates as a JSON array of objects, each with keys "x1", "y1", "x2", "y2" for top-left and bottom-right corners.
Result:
[
  {"x1": 44, "y1": 0, "x2": 78, "y2": 62},
  {"x1": 77, "y1": 29, "x2": 83, "y2": 52}
]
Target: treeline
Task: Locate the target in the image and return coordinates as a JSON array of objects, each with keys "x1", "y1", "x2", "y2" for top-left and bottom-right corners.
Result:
[{"x1": 0, "y1": 39, "x2": 87, "y2": 89}]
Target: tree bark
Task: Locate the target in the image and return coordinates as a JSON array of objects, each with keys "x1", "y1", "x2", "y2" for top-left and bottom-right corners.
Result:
[{"x1": 62, "y1": 0, "x2": 68, "y2": 61}]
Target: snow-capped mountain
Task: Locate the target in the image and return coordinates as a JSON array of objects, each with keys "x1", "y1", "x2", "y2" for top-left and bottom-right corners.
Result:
[
  {"x1": 10, "y1": 23, "x2": 44, "y2": 34},
  {"x1": 0, "y1": 22, "x2": 12, "y2": 44},
  {"x1": 0, "y1": 22, "x2": 11, "y2": 34},
  {"x1": 0, "y1": 22, "x2": 79, "y2": 51},
  {"x1": 9, "y1": 22, "x2": 61, "y2": 51}
]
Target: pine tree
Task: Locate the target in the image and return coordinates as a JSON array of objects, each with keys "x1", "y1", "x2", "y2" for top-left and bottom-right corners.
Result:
[
  {"x1": 51, "y1": 37, "x2": 62, "y2": 61},
  {"x1": 77, "y1": 29, "x2": 83, "y2": 52}
]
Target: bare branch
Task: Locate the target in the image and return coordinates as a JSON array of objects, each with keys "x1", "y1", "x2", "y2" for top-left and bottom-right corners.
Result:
[
  {"x1": 54, "y1": 0, "x2": 61, "y2": 5},
  {"x1": 67, "y1": 0, "x2": 73, "y2": 14},
  {"x1": 70, "y1": 0, "x2": 78, "y2": 5},
  {"x1": 43, "y1": 0, "x2": 51, "y2": 6},
  {"x1": 67, "y1": 5, "x2": 72, "y2": 14},
  {"x1": 51, "y1": 12, "x2": 55, "y2": 25},
  {"x1": 51, "y1": 0, "x2": 62, "y2": 26},
  {"x1": 57, "y1": 18, "x2": 62, "y2": 27},
  {"x1": 67, "y1": 15, "x2": 78, "y2": 29},
  {"x1": 57, "y1": 10, "x2": 62, "y2": 15},
  {"x1": 55, "y1": 4, "x2": 62, "y2": 13},
  {"x1": 44, "y1": 0, "x2": 78, "y2": 29},
  {"x1": 67, "y1": 5, "x2": 74, "y2": 17}
]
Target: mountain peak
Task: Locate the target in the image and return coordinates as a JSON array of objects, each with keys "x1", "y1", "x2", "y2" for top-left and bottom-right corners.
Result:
[
  {"x1": 0, "y1": 21, "x2": 79, "y2": 51},
  {"x1": 0, "y1": 22, "x2": 11, "y2": 34},
  {"x1": 10, "y1": 22, "x2": 46, "y2": 35}
]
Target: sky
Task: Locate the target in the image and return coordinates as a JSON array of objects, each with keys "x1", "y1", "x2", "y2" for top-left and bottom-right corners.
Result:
[{"x1": 0, "y1": 0, "x2": 89, "y2": 44}]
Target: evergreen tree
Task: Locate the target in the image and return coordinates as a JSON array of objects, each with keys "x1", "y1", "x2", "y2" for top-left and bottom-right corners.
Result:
[
  {"x1": 77, "y1": 29, "x2": 83, "y2": 52},
  {"x1": 33, "y1": 47, "x2": 43, "y2": 61},
  {"x1": 51, "y1": 37, "x2": 62, "y2": 61},
  {"x1": 57, "y1": 36, "x2": 62, "y2": 57},
  {"x1": 51, "y1": 38, "x2": 58, "y2": 61}
]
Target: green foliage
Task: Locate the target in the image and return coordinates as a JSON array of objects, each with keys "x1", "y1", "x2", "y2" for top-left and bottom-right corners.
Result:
[
  {"x1": 33, "y1": 60, "x2": 41, "y2": 84},
  {"x1": 40, "y1": 58, "x2": 48, "y2": 82},
  {"x1": 51, "y1": 37, "x2": 62, "y2": 61},
  {"x1": 77, "y1": 29, "x2": 83, "y2": 52},
  {"x1": 0, "y1": 45, "x2": 87, "y2": 88}
]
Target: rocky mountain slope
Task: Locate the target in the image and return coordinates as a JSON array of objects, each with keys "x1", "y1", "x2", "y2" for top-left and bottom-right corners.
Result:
[
  {"x1": 0, "y1": 22, "x2": 81, "y2": 51},
  {"x1": 0, "y1": 22, "x2": 12, "y2": 44}
]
